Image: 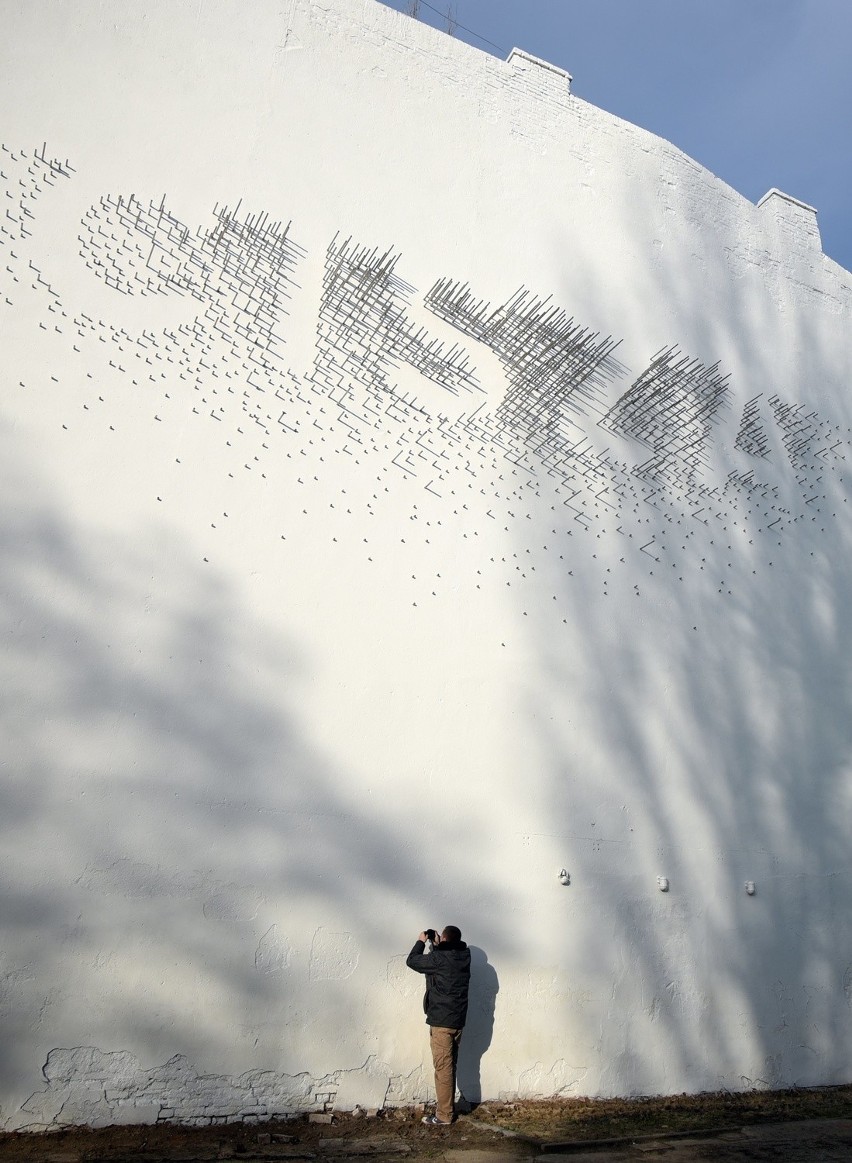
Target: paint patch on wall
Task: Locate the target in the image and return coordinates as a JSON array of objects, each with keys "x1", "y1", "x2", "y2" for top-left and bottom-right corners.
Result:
[
  {"x1": 309, "y1": 929, "x2": 359, "y2": 982},
  {"x1": 254, "y1": 926, "x2": 292, "y2": 975},
  {"x1": 516, "y1": 1058, "x2": 588, "y2": 1099},
  {"x1": 203, "y1": 885, "x2": 264, "y2": 923}
]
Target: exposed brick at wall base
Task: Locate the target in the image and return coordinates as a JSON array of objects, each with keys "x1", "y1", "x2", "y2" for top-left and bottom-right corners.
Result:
[{"x1": 16, "y1": 1047, "x2": 405, "y2": 1130}]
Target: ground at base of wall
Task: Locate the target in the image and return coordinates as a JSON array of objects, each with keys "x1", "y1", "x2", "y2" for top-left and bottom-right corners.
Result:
[
  {"x1": 469, "y1": 1083, "x2": 852, "y2": 1142},
  {"x1": 0, "y1": 1086, "x2": 850, "y2": 1162}
]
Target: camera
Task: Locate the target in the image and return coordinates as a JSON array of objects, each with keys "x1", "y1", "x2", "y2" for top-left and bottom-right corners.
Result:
[{"x1": 425, "y1": 928, "x2": 437, "y2": 943}]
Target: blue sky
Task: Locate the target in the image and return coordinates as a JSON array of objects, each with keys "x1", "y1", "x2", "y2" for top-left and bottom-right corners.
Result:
[{"x1": 379, "y1": 0, "x2": 852, "y2": 274}]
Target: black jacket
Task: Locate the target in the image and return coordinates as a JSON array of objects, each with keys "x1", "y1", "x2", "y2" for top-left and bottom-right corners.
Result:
[{"x1": 406, "y1": 939, "x2": 471, "y2": 1029}]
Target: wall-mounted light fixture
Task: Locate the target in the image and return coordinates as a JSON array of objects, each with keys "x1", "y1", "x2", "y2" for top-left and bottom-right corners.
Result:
[
  {"x1": 657, "y1": 876, "x2": 670, "y2": 892},
  {"x1": 745, "y1": 881, "x2": 756, "y2": 896},
  {"x1": 558, "y1": 868, "x2": 571, "y2": 886}
]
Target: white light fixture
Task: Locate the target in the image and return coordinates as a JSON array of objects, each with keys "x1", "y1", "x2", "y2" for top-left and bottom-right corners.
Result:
[
  {"x1": 558, "y1": 868, "x2": 571, "y2": 886},
  {"x1": 745, "y1": 881, "x2": 756, "y2": 896},
  {"x1": 657, "y1": 876, "x2": 669, "y2": 892}
]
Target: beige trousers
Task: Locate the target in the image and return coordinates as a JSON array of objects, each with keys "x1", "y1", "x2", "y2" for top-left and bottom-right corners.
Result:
[{"x1": 429, "y1": 1025, "x2": 462, "y2": 1123}]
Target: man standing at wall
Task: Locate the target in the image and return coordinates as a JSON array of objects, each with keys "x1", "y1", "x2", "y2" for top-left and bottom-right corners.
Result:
[{"x1": 406, "y1": 925, "x2": 471, "y2": 1126}]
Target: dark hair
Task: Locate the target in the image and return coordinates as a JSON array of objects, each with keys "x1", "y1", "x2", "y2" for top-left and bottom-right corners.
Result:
[{"x1": 442, "y1": 925, "x2": 462, "y2": 943}]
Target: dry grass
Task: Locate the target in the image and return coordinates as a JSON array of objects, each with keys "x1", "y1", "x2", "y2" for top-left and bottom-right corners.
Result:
[{"x1": 468, "y1": 1084, "x2": 852, "y2": 1143}]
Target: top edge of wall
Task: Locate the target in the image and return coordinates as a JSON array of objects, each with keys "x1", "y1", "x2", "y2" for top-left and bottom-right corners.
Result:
[
  {"x1": 361, "y1": 3, "x2": 831, "y2": 259},
  {"x1": 757, "y1": 188, "x2": 818, "y2": 216},
  {"x1": 507, "y1": 47, "x2": 572, "y2": 92},
  {"x1": 373, "y1": 1, "x2": 572, "y2": 87}
]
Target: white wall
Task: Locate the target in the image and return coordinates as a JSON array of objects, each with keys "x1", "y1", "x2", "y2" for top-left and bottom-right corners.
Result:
[{"x1": 1, "y1": 0, "x2": 851, "y2": 1129}]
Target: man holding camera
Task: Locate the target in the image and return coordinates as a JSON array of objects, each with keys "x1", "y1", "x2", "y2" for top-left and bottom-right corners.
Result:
[{"x1": 406, "y1": 925, "x2": 471, "y2": 1126}]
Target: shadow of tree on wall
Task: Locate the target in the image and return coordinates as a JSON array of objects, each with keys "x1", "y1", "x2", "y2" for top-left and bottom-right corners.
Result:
[
  {"x1": 513, "y1": 162, "x2": 852, "y2": 1096},
  {"x1": 4, "y1": 65, "x2": 852, "y2": 1117},
  {"x1": 0, "y1": 426, "x2": 487, "y2": 1119},
  {"x1": 530, "y1": 552, "x2": 852, "y2": 1092}
]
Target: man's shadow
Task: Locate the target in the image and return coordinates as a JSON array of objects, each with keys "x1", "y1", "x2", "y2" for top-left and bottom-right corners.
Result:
[{"x1": 457, "y1": 946, "x2": 498, "y2": 1109}]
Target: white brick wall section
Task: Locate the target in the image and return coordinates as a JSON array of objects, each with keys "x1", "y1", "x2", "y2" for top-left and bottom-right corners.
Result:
[
  {"x1": 507, "y1": 47, "x2": 573, "y2": 95},
  {"x1": 758, "y1": 187, "x2": 822, "y2": 251}
]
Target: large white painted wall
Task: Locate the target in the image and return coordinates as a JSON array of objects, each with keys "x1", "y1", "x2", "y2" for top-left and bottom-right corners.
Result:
[{"x1": 1, "y1": 0, "x2": 851, "y2": 1129}]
